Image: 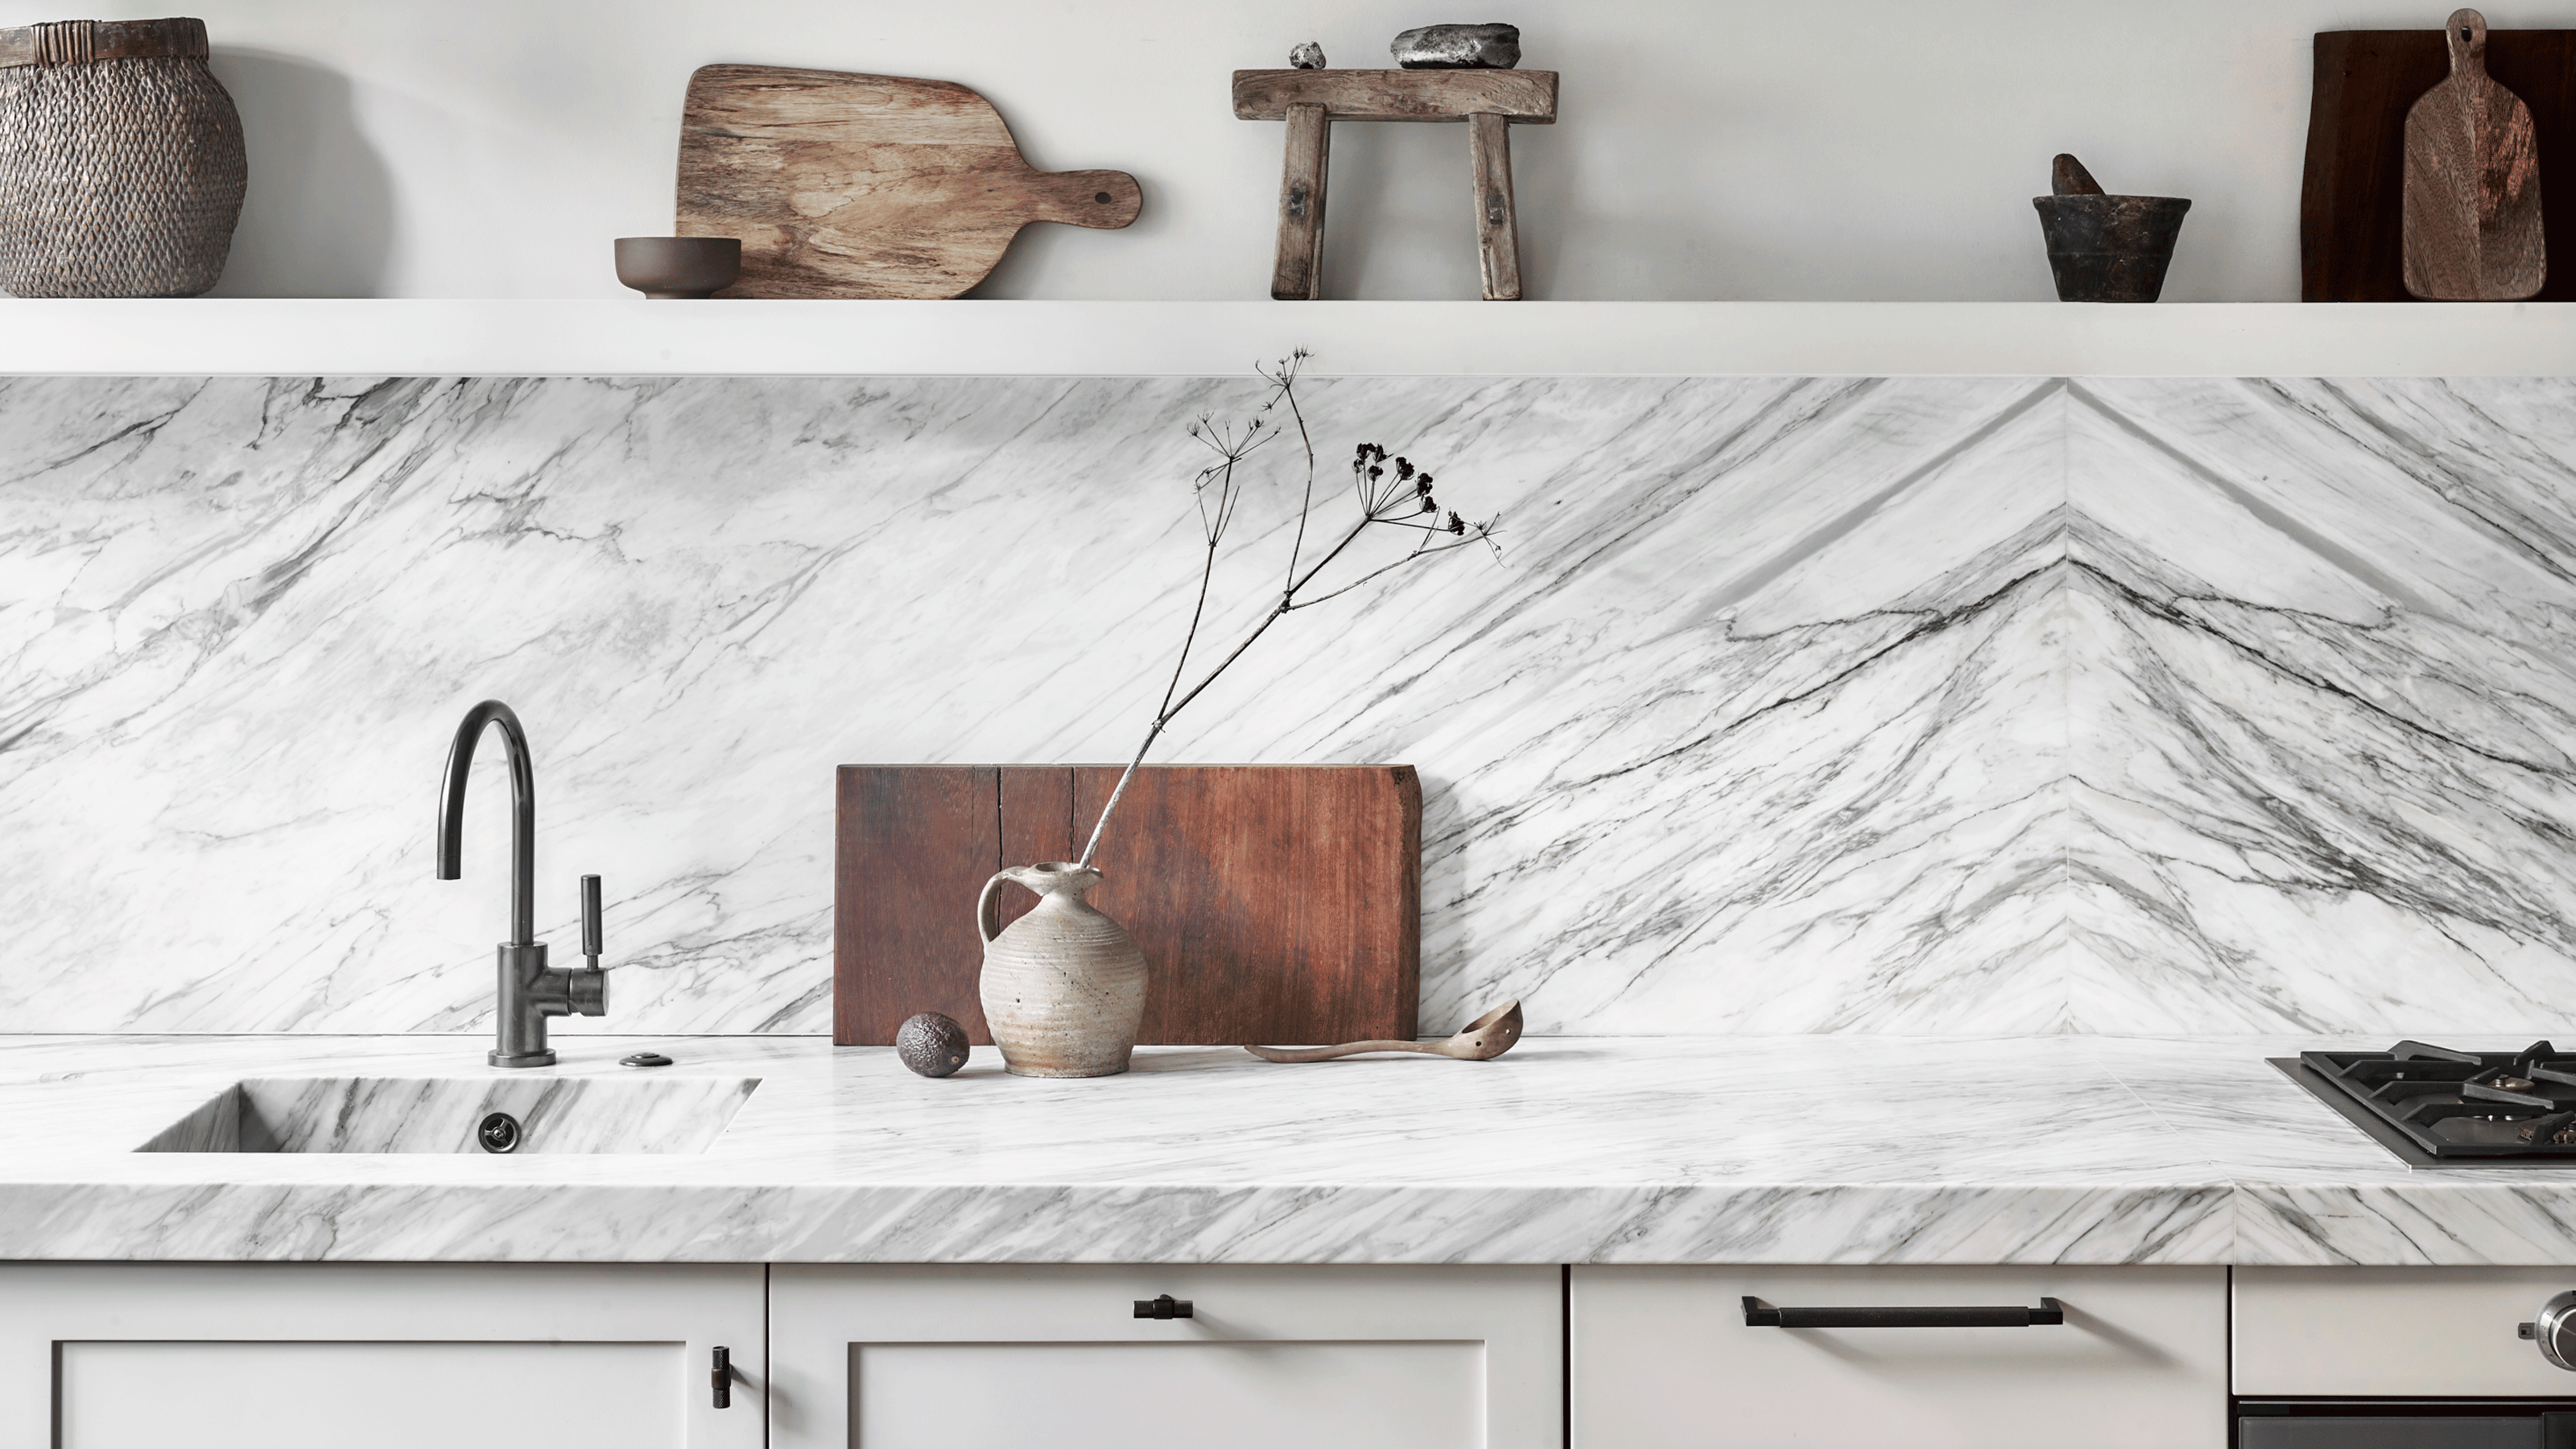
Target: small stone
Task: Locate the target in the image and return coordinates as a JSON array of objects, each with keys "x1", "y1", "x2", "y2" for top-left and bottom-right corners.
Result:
[
  {"x1": 1390, "y1": 23, "x2": 1520, "y2": 69},
  {"x1": 896, "y1": 1012, "x2": 970, "y2": 1078},
  {"x1": 1289, "y1": 40, "x2": 1325, "y2": 69}
]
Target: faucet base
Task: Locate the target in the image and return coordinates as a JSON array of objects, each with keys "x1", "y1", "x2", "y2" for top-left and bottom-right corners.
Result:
[{"x1": 489, "y1": 1047, "x2": 559, "y2": 1069}]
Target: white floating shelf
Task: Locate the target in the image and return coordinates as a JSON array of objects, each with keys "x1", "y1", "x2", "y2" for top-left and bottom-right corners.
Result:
[{"x1": 1, "y1": 299, "x2": 2572, "y2": 377}]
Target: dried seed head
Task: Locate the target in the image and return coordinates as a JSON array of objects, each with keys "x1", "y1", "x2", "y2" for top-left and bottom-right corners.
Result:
[
  {"x1": 1394, "y1": 458, "x2": 1414, "y2": 481},
  {"x1": 1447, "y1": 511, "x2": 1466, "y2": 535},
  {"x1": 1419, "y1": 498, "x2": 1437, "y2": 514}
]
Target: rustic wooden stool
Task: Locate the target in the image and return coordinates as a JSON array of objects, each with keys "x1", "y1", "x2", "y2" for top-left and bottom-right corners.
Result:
[{"x1": 1232, "y1": 68, "x2": 1559, "y2": 300}]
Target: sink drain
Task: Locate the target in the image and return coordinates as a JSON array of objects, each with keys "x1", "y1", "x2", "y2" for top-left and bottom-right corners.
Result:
[{"x1": 477, "y1": 1111, "x2": 522, "y2": 1154}]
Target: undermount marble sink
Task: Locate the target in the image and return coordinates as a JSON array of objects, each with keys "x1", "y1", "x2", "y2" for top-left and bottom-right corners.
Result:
[{"x1": 134, "y1": 1075, "x2": 761, "y2": 1154}]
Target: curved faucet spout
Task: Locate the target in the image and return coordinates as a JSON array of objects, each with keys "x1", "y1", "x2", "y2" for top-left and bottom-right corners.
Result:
[{"x1": 436, "y1": 699, "x2": 535, "y2": 947}]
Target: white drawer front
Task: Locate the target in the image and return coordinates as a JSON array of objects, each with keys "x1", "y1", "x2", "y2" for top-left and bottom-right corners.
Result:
[
  {"x1": 1574, "y1": 1265, "x2": 2227, "y2": 1449},
  {"x1": 61, "y1": 1340, "x2": 684, "y2": 1449},
  {"x1": 770, "y1": 1264, "x2": 1559, "y2": 1449},
  {"x1": 0, "y1": 1261, "x2": 765, "y2": 1449},
  {"x1": 2236, "y1": 1267, "x2": 2576, "y2": 1395}
]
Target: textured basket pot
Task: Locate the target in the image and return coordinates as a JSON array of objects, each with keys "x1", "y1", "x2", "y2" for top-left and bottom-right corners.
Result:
[
  {"x1": 2030, "y1": 194, "x2": 2190, "y2": 303},
  {"x1": 976, "y1": 862, "x2": 1148, "y2": 1079},
  {"x1": 0, "y1": 16, "x2": 247, "y2": 297}
]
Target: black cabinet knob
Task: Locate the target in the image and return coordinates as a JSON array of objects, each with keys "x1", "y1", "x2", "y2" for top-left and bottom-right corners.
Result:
[{"x1": 1133, "y1": 1294, "x2": 1195, "y2": 1319}]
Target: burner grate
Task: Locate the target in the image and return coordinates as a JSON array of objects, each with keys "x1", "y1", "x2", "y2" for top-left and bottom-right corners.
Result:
[{"x1": 2281, "y1": 1039, "x2": 2576, "y2": 1166}]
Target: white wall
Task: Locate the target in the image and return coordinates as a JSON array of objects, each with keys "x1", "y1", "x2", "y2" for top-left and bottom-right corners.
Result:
[{"x1": 0, "y1": 1, "x2": 2522, "y2": 300}]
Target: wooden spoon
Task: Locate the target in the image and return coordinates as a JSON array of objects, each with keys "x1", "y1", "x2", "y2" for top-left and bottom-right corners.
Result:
[{"x1": 1245, "y1": 1000, "x2": 1523, "y2": 1063}]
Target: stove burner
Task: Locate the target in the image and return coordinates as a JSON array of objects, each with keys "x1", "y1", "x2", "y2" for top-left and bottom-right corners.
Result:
[
  {"x1": 2520, "y1": 1110, "x2": 2576, "y2": 1146},
  {"x1": 2281, "y1": 1039, "x2": 2576, "y2": 1166}
]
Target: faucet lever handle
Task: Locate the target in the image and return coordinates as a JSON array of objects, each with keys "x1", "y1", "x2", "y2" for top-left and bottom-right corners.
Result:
[{"x1": 580, "y1": 873, "x2": 603, "y2": 965}]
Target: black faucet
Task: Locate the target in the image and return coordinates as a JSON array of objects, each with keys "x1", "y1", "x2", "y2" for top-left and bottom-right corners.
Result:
[{"x1": 435, "y1": 700, "x2": 606, "y2": 1067}]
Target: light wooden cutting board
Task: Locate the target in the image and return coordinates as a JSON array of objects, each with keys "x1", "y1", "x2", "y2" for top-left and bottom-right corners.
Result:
[{"x1": 676, "y1": 64, "x2": 1142, "y2": 299}]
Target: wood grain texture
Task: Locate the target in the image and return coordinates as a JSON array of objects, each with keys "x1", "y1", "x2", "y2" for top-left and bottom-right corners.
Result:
[
  {"x1": 2404, "y1": 10, "x2": 2545, "y2": 299},
  {"x1": 833, "y1": 765, "x2": 1420, "y2": 1046},
  {"x1": 1232, "y1": 69, "x2": 1558, "y2": 123},
  {"x1": 1468, "y1": 111, "x2": 1521, "y2": 301},
  {"x1": 997, "y1": 766, "x2": 1074, "y2": 939},
  {"x1": 676, "y1": 64, "x2": 1141, "y2": 300},
  {"x1": 0, "y1": 17, "x2": 208, "y2": 68},
  {"x1": 2305, "y1": 27, "x2": 2576, "y2": 300},
  {"x1": 1272, "y1": 103, "x2": 1330, "y2": 301},
  {"x1": 833, "y1": 766, "x2": 997, "y2": 1046}
]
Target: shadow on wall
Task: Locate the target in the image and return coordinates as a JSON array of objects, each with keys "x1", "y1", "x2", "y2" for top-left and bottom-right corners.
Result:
[{"x1": 205, "y1": 50, "x2": 394, "y2": 298}]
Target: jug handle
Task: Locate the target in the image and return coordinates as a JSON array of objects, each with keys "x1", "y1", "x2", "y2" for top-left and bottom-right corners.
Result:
[{"x1": 976, "y1": 869, "x2": 1018, "y2": 946}]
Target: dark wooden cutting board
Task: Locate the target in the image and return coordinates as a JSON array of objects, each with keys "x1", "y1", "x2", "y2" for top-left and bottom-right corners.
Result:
[
  {"x1": 833, "y1": 765, "x2": 1421, "y2": 1046},
  {"x1": 676, "y1": 64, "x2": 1143, "y2": 299},
  {"x1": 2403, "y1": 10, "x2": 2545, "y2": 299},
  {"x1": 2304, "y1": 26, "x2": 2576, "y2": 299}
]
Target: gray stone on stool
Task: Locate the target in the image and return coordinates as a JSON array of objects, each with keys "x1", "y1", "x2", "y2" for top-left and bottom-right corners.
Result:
[{"x1": 1391, "y1": 23, "x2": 1521, "y2": 69}]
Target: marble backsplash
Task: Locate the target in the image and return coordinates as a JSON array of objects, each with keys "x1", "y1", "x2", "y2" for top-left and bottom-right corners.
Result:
[{"x1": 6, "y1": 374, "x2": 2576, "y2": 1038}]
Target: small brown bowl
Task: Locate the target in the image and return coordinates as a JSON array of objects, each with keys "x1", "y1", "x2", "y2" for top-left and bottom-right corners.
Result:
[{"x1": 614, "y1": 237, "x2": 741, "y2": 299}]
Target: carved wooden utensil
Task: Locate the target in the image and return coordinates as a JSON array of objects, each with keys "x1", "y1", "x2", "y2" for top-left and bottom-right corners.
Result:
[
  {"x1": 2403, "y1": 8, "x2": 2545, "y2": 299},
  {"x1": 677, "y1": 65, "x2": 1141, "y2": 299},
  {"x1": 1245, "y1": 1000, "x2": 1522, "y2": 1063}
]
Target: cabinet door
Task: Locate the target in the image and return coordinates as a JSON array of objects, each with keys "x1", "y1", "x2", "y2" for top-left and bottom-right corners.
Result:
[
  {"x1": 770, "y1": 1264, "x2": 1559, "y2": 1449},
  {"x1": 2235, "y1": 1267, "x2": 2576, "y2": 1395},
  {"x1": 0, "y1": 1262, "x2": 764, "y2": 1449},
  {"x1": 1573, "y1": 1265, "x2": 2227, "y2": 1449}
]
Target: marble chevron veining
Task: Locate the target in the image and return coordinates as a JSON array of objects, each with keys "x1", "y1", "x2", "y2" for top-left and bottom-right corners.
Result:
[
  {"x1": 11, "y1": 1032, "x2": 2576, "y2": 1266},
  {"x1": 10, "y1": 376, "x2": 2576, "y2": 1036}
]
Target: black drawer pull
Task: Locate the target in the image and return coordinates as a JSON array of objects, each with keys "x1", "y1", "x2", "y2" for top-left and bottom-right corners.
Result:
[
  {"x1": 711, "y1": 1345, "x2": 732, "y2": 1408},
  {"x1": 1133, "y1": 1294, "x2": 1195, "y2": 1319},
  {"x1": 1743, "y1": 1296, "x2": 2064, "y2": 1328}
]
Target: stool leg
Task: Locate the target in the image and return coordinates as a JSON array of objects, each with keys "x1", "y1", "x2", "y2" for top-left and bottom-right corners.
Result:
[
  {"x1": 1272, "y1": 101, "x2": 1330, "y2": 300},
  {"x1": 1467, "y1": 110, "x2": 1521, "y2": 301}
]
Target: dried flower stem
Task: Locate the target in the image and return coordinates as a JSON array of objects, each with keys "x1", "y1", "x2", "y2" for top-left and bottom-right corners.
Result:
[{"x1": 1075, "y1": 353, "x2": 1498, "y2": 869}]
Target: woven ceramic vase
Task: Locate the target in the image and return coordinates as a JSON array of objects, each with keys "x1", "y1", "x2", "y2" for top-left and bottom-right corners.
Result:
[
  {"x1": 0, "y1": 16, "x2": 247, "y2": 297},
  {"x1": 976, "y1": 862, "x2": 1148, "y2": 1078}
]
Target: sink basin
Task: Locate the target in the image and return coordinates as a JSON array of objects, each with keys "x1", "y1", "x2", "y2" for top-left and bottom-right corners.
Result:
[{"x1": 134, "y1": 1075, "x2": 761, "y2": 1154}]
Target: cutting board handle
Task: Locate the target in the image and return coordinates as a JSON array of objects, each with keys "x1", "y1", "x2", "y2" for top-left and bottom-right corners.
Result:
[
  {"x1": 1019, "y1": 168, "x2": 1143, "y2": 229},
  {"x1": 2447, "y1": 7, "x2": 2488, "y2": 76}
]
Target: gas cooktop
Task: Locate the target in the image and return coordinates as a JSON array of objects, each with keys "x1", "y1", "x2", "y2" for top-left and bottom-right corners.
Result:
[{"x1": 2274, "y1": 1041, "x2": 2576, "y2": 1169}]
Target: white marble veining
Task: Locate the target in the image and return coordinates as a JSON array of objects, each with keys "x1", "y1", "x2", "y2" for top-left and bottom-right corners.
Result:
[
  {"x1": 10, "y1": 376, "x2": 2576, "y2": 1037},
  {"x1": 6, "y1": 1032, "x2": 2576, "y2": 1267}
]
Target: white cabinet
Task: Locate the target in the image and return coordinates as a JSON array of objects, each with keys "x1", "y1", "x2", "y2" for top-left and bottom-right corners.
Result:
[
  {"x1": 769, "y1": 1264, "x2": 1562, "y2": 1449},
  {"x1": 0, "y1": 1262, "x2": 765, "y2": 1449},
  {"x1": 1572, "y1": 1265, "x2": 2229, "y2": 1449},
  {"x1": 2235, "y1": 1267, "x2": 2576, "y2": 1395}
]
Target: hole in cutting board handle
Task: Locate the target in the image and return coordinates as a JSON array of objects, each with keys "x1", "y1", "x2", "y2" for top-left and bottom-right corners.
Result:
[{"x1": 1095, "y1": 192, "x2": 1113, "y2": 204}]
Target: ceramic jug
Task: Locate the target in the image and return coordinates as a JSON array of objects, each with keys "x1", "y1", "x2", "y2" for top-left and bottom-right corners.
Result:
[{"x1": 976, "y1": 862, "x2": 1148, "y2": 1078}]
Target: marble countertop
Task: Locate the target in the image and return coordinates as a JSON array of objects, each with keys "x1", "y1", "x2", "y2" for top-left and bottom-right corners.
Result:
[{"x1": 6, "y1": 1032, "x2": 2576, "y2": 1267}]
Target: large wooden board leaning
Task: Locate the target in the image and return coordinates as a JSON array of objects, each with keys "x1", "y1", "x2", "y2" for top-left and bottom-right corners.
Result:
[
  {"x1": 677, "y1": 64, "x2": 1142, "y2": 299},
  {"x1": 2303, "y1": 27, "x2": 2576, "y2": 299},
  {"x1": 834, "y1": 765, "x2": 1421, "y2": 1046}
]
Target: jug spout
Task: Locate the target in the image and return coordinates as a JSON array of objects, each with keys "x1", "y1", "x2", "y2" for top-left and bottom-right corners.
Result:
[{"x1": 1000, "y1": 861, "x2": 1102, "y2": 898}]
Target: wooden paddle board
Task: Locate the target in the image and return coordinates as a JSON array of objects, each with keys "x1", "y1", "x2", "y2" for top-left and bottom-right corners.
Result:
[
  {"x1": 2403, "y1": 8, "x2": 2545, "y2": 299},
  {"x1": 676, "y1": 64, "x2": 1142, "y2": 299},
  {"x1": 832, "y1": 765, "x2": 1422, "y2": 1047}
]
